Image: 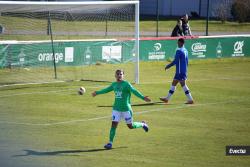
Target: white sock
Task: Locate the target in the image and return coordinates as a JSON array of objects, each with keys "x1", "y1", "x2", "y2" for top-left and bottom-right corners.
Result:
[
  {"x1": 166, "y1": 86, "x2": 176, "y2": 100},
  {"x1": 182, "y1": 85, "x2": 193, "y2": 101}
]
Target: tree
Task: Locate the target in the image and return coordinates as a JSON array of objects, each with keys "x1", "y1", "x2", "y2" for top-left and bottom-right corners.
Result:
[
  {"x1": 231, "y1": 0, "x2": 250, "y2": 23},
  {"x1": 212, "y1": 0, "x2": 232, "y2": 23}
]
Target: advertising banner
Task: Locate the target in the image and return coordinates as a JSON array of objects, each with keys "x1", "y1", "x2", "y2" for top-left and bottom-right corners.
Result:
[
  {"x1": 140, "y1": 36, "x2": 250, "y2": 60},
  {"x1": 0, "y1": 35, "x2": 249, "y2": 68},
  {"x1": 0, "y1": 40, "x2": 134, "y2": 68}
]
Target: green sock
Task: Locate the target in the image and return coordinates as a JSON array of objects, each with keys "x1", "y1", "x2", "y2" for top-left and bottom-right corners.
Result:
[
  {"x1": 132, "y1": 122, "x2": 143, "y2": 129},
  {"x1": 109, "y1": 127, "x2": 116, "y2": 143}
]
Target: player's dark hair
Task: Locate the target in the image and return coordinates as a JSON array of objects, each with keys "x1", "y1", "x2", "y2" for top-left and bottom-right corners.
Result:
[
  {"x1": 116, "y1": 69, "x2": 124, "y2": 74},
  {"x1": 178, "y1": 38, "x2": 185, "y2": 44}
]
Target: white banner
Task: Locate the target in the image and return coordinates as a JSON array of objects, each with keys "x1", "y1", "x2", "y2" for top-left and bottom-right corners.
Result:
[
  {"x1": 65, "y1": 47, "x2": 74, "y2": 62},
  {"x1": 102, "y1": 46, "x2": 122, "y2": 61}
]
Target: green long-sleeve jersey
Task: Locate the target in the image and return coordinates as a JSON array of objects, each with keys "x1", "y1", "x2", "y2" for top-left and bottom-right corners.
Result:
[{"x1": 95, "y1": 80, "x2": 145, "y2": 111}]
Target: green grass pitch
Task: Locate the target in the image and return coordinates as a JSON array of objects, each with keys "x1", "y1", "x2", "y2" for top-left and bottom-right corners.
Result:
[{"x1": 0, "y1": 58, "x2": 250, "y2": 167}]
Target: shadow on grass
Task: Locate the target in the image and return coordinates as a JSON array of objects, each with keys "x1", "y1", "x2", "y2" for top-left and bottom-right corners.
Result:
[
  {"x1": 98, "y1": 101, "x2": 170, "y2": 108},
  {"x1": 13, "y1": 147, "x2": 127, "y2": 157}
]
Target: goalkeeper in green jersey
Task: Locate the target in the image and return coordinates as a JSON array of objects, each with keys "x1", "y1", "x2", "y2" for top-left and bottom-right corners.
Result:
[{"x1": 92, "y1": 69, "x2": 151, "y2": 149}]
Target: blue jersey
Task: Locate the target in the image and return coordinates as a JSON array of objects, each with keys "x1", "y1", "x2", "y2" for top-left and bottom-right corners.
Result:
[{"x1": 166, "y1": 46, "x2": 188, "y2": 75}]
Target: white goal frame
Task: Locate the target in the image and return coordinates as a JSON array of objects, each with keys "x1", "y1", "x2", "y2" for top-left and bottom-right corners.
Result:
[{"x1": 0, "y1": 1, "x2": 140, "y2": 84}]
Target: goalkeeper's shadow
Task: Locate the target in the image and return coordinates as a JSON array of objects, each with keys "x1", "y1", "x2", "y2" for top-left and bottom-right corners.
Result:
[
  {"x1": 13, "y1": 147, "x2": 127, "y2": 157},
  {"x1": 131, "y1": 101, "x2": 172, "y2": 107},
  {"x1": 98, "y1": 101, "x2": 171, "y2": 108}
]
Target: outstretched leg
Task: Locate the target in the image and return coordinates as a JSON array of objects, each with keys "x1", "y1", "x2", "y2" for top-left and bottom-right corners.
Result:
[
  {"x1": 127, "y1": 121, "x2": 149, "y2": 132},
  {"x1": 126, "y1": 111, "x2": 149, "y2": 132}
]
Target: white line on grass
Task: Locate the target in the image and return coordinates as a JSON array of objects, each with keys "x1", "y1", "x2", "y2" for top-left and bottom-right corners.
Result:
[
  {"x1": 1, "y1": 76, "x2": 250, "y2": 98},
  {"x1": 0, "y1": 79, "x2": 110, "y2": 88},
  {"x1": 0, "y1": 85, "x2": 104, "y2": 98},
  {"x1": 0, "y1": 89, "x2": 74, "y2": 98},
  {"x1": 142, "y1": 76, "x2": 250, "y2": 84},
  {"x1": 0, "y1": 100, "x2": 239, "y2": 126},
  {"x1": 0, "y1": 81, "x2": 66, "y2": 88}
]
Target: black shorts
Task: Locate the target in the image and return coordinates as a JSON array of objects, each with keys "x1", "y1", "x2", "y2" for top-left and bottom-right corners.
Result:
[{"x1": 174, "y1": 73, "x2": 187, "y2": 81}]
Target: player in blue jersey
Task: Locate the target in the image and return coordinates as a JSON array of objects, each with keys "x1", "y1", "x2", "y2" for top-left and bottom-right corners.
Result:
[{"x1": 160, "y1": 38, "x2": 194, "y2": 104}]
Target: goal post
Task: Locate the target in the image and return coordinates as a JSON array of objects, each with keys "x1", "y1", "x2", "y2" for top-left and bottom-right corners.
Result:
[
  {"x1": 135, "y1": 1, "x2": 140, "y2": 84},
  {"x1": 0, "y1": 1, "x2": 140, "y2": 86}
]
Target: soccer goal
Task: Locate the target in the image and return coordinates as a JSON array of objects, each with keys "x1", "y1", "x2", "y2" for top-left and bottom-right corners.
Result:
[{"x1": 0, "y1": 1, "x2": 140, "y2": 86}]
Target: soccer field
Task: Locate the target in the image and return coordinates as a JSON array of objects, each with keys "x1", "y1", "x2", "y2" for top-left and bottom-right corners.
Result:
[{"x1": 0, "y1": 58, "x2": 250, "y2": 167}]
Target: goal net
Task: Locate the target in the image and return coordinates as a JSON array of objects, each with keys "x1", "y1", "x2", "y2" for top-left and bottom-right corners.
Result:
[{"x1": 0, "y1": 1, "x2": 140, "y2": 86}]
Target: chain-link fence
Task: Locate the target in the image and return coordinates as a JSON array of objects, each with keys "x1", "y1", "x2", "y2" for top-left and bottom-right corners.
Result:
[{"x1": 139, "y1": 0, "x2": 250, "y2": 37}]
